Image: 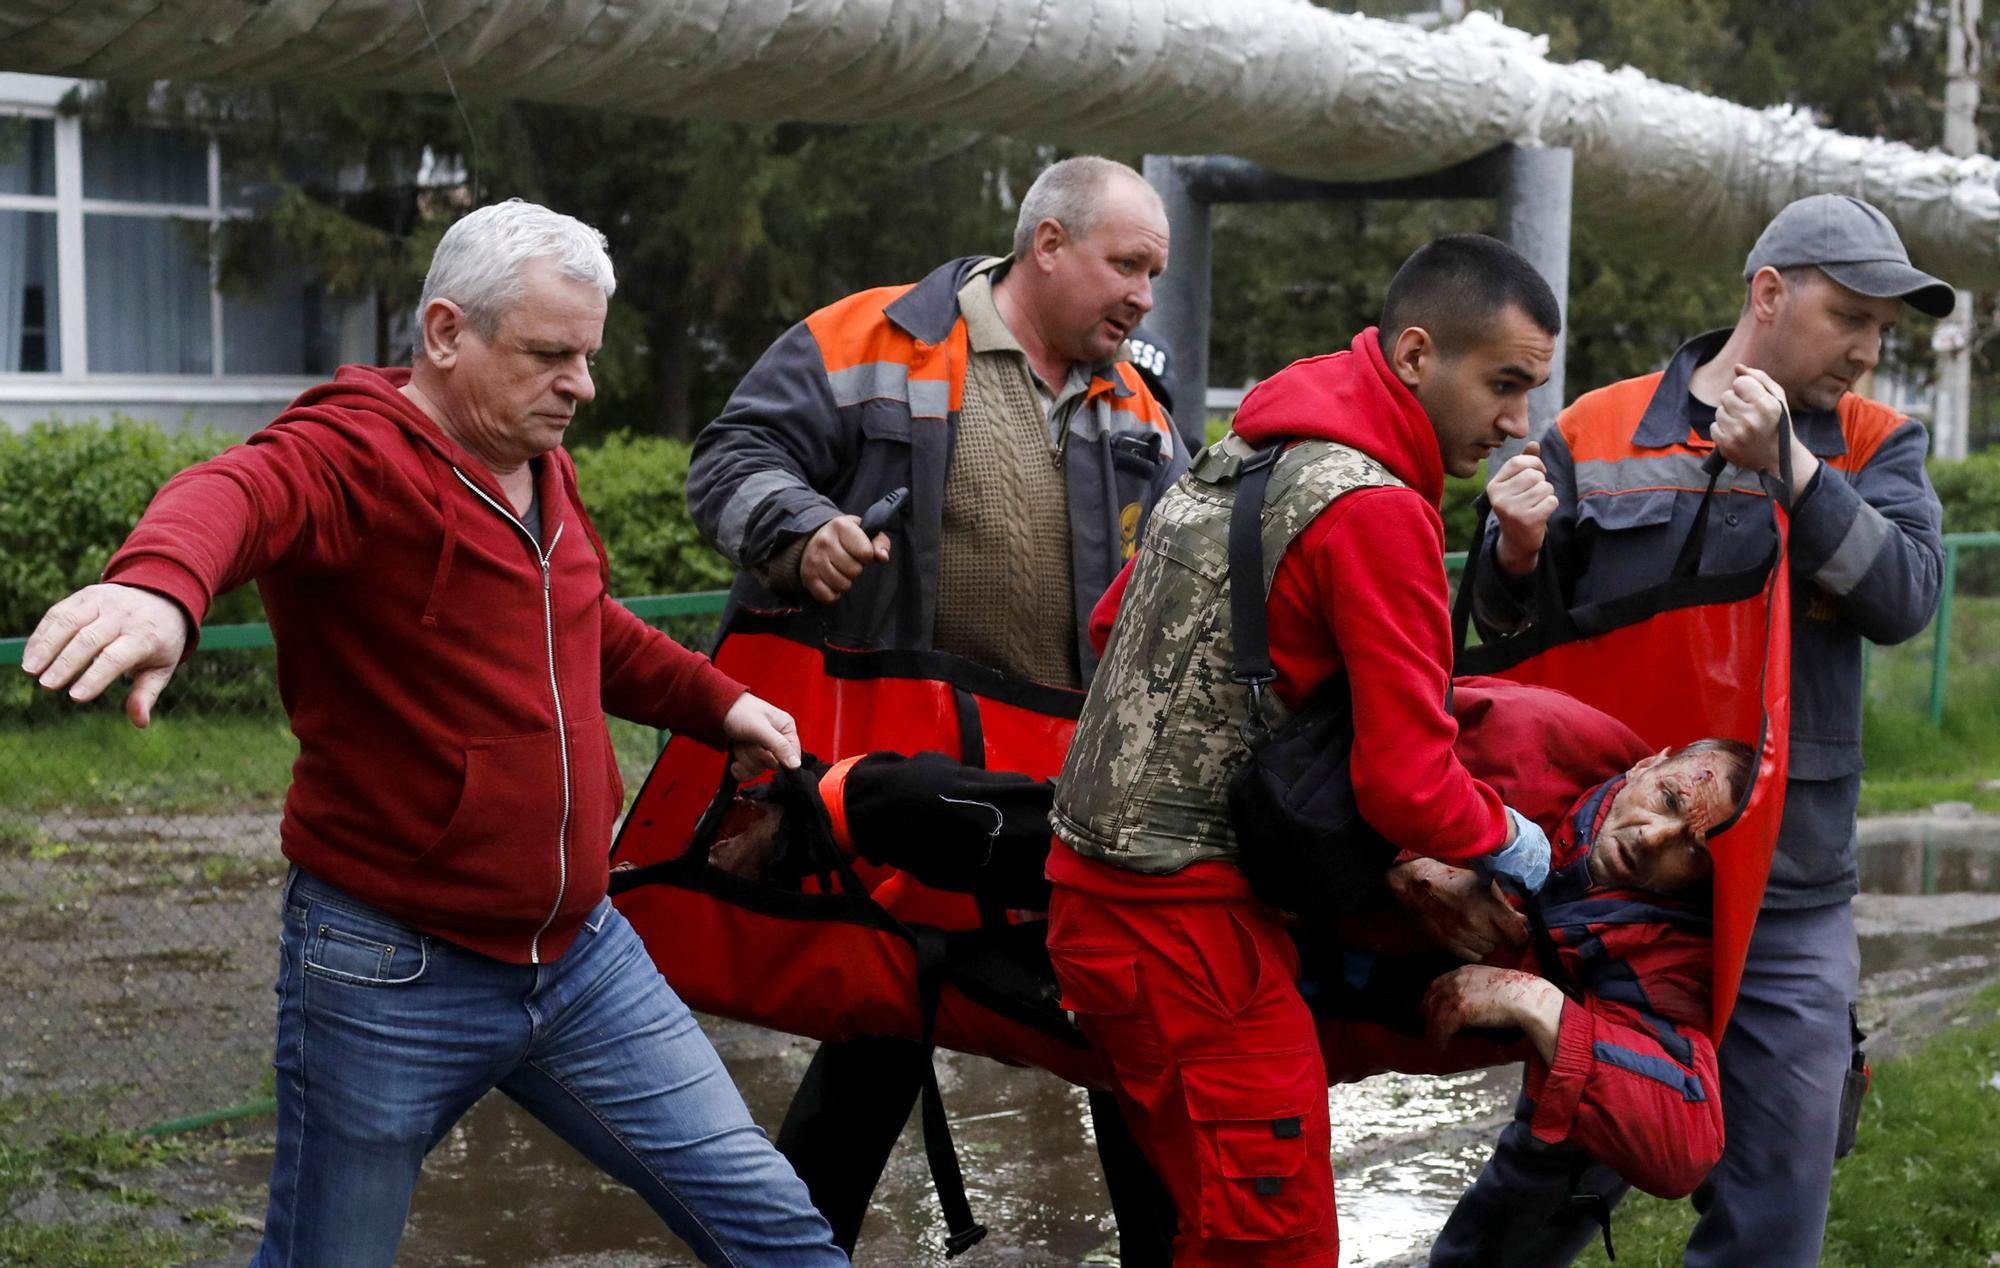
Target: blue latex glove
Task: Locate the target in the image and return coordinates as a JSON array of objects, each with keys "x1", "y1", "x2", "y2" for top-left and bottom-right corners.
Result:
[{"x1": 1475, "y1": 806, "x2": 1551, "y2": 894}]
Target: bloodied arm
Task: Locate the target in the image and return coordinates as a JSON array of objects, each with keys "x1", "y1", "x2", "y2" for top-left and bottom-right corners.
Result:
[
  {"x1": 1423, "y1": 936, "x2": 1724, "y2": 1199},
  {"x1": 1424, "y1": 965, "x2": 1562, "y2": 1061}
]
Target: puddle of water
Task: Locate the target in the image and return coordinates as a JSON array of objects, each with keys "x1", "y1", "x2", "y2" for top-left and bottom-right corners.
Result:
[
  {"x1": 1855, "y1": 834, "x2": 2000, "y2": 1017},
  {"x1": 352, "y1": 1033, "x2": 1522, "y2": 1267},
  {"x1": 1857, "y1": 833, "x2": 2000, "y2": 897}
]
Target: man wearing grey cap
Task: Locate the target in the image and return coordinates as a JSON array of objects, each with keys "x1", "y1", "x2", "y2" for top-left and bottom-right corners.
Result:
[{"x1": 1432, "y1": 194, "x2": 1949, "y2": 1266}]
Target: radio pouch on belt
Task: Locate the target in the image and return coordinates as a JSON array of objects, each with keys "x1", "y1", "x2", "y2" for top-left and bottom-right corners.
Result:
[{"x1": 1836, "y1": 1002, "x2": 1870, "y2": 1159}]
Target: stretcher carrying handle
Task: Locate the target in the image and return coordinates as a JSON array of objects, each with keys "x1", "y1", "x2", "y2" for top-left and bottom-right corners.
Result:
[
  {"x1": 1675, "y1": 408, "x2": 1796, "y2": 581},
  {"x1": 1450, "y1": 494, "x2": 1564, "y2": 661}
]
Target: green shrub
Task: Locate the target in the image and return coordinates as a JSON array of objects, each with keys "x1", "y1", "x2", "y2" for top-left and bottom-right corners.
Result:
[
  {"x1": 0, "y1": 418, "x2": 252, "y2": 637},
  {"x1": 1, "y1": 420, "x2": 275, "y2": 724},
  {"x1": 569, "y1": 431, "x2": 735, "y2": 597},
  {"x1": 4, "y1": 421, "x2": 736, "y2": 725},
  {"x1": 1931, "y1": 448, "x2": 2000, "y2": 533},
  {"x1": 3, "y1": 420, "x2": 734, "y2": 638},
  {"x1": 1931, "y1": 449, "x2": 2000, "y2": 594}
]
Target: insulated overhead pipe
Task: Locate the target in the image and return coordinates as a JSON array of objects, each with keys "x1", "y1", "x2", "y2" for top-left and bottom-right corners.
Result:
[{"x1": 3, "y1": 0, "x2": 1996, "y2": 286}]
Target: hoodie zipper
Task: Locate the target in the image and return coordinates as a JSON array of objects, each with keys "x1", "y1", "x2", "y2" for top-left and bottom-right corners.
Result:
[{"x1": 454, "y1": 468, "x2": 571, "y2": 965}]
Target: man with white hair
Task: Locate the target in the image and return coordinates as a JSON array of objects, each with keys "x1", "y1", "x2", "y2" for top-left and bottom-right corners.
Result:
[
  {"x1": 20, "y1": 199, "x2": 847, "y2": 1267},
  {"x1": 687, "y1": 155, "x2": 1185, "y2": 1257}
]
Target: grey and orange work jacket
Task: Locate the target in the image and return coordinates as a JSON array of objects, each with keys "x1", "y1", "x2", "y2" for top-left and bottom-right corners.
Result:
[
  {"x1": 1474, "y1": 329, "x2": 1944, "y2": 907},
  {"x1": 688, "y1": 256, "x2": 1186, "y2": 677}
]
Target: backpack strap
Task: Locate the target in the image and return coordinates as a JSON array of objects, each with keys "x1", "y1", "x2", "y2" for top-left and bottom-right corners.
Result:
[{"x1": 1226, "y1": 445, "x2": 1284, "y2": 738}]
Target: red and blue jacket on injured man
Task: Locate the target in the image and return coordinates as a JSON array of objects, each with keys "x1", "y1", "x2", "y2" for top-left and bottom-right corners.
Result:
[{"x1": 621, "y1": 675, "x2": 1734, "y2": 1203}]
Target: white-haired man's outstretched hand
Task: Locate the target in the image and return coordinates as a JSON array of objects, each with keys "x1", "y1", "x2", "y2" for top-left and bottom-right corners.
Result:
[{"x1": 21, "y1": 583, "x2": 189, "y2": 728}]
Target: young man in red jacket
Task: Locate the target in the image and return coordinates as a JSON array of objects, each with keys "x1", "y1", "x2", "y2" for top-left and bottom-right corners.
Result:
[
  {"x1": 20, "y1": 201, "x2": 845, "y2": 1268},
  {"x1": 1045, "y1": 236, "x2": 1563, "y2": 1265}
]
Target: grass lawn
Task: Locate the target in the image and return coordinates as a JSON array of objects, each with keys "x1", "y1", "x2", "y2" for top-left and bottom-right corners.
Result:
[
  {"x1": 0, "y1": 1119, "x2": 253, "y2": 1268},
  {"x1": 0, "y1": 712, "x2": 673, "y2": 818},
  {"x1": 0, "y1": 713, "x2": 296, "y2": 816},
  {"x1": 1579, "y1": 984, "x2": 2000, "y2": 1267}
]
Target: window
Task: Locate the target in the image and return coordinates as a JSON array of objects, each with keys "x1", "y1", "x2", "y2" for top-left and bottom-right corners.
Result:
[
  {"x1": 1, "y1": 105, "x2": 370, "y2": 378},
  {"x1": 1, "y1": 117, "x2": 60, "y2": 372}
]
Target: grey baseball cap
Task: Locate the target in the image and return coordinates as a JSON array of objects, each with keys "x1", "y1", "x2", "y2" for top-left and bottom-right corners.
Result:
[{"x1": 1743, "y1": 194, "x2": 1956, "y2": 318}]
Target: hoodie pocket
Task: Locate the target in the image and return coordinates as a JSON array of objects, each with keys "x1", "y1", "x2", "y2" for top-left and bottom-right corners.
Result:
[
  {"x1": 417, "y1": 730, "x2": 565, "y2": 911},
  {"x1": 569, "y1": 718, "x2": 624, "y2": 879}
]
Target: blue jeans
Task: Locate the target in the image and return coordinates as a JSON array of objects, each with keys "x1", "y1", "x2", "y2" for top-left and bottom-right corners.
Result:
[
  {"x1": 1429, "y1": 901, "x2": 1860, "y2": 1268},
  {"x1": 252, "y1": 868, "x2": 845, "y2": 1268}
]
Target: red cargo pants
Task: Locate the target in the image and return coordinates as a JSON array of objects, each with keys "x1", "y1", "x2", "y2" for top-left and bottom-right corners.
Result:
[{"x1": 1047, "y1": 876, "x2": 1337, "y2": 1266}]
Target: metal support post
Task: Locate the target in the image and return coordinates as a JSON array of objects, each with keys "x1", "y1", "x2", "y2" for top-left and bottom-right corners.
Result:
[
  {"x1": 1935, "y1": 0, "x2": 1982, "y2": 462},
  {"x1": 1496, "y1": 145, "x2": 1574, "y2": 454},
  {"x1": 1144, "y1": 154, "x2": 1213, "y2": 452}
]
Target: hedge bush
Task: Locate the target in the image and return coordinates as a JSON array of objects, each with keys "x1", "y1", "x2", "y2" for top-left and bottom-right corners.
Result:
[
  {"x1": 568, "y1": 431, "x2": 735, "y2": 596},
  {"x1": 1, "y1": 420, "x2": 737, "y2": 638},
  {"x1": 0, "y1": 418, "x2": 247, "y2": 636},
  {"x1": 1932, "y1": 448, "x2": 2000, "y2": 533},
  {"x1": 1, "y1": 419, "x2": 739, "y2": 721}
]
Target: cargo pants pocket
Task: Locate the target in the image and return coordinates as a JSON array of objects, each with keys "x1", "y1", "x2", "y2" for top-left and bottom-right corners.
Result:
[{"x1": 1179, "y1": 1046, "x2": 1330, "y2": 1241}]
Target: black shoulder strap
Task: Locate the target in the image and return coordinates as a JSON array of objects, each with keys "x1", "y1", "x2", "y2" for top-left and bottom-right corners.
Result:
[
  {"x1": 1227, "y1": 445, "x2": 1284, "y2": 692},
  {"x1": 1669, "y1": 458, "x2": 1727, "y2": 581}
]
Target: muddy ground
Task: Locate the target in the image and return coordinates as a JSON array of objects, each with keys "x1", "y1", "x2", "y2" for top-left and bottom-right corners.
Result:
[{"x1": 3, "y1": 812, "x2": 1998, "y2": 1266}]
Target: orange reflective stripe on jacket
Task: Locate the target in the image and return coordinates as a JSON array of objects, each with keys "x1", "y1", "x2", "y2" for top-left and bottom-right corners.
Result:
[
  {"x1": 804, "y1": 283, "x2": 970, "y2": 420},
  {"x1": 1562, "y1": 374, "x2": 1907, "y2": 493}
]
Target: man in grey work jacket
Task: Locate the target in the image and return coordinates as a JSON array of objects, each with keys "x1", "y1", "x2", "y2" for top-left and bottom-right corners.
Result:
[
  {"x1": 1440, "y1": 195, "x2": 1949, "y2": 1266},
  {"x1": 687, "y1": 155, "x2": 1186, "y2": 1257}
]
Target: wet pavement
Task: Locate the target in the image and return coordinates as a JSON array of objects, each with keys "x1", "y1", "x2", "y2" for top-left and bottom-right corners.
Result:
[{"x1": 158, "y1": 821, "x2": 2000, "y2": 1266}]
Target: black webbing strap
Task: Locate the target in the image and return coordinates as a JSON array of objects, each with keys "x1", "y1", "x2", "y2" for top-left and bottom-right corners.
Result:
[
  {"x1": 681, "y1": 765, "x2": 987, "y2": 1249},
  {"x1": 953, "y1": 687, "x2": 1011, "y2": 931},
  {"x1": 912, "y1": 925, "x2": 988, "y2": 1257},
  {"x1": 1226, "y1": 446, "x2": 1284, "y2": 736},
  {"x1": 1226, "y1": 447, "x2": 1283, "y2": 683},
  {"x1": 1669, "y1": 459, "x2": 1727, "y2": 582},
  {"x1": 686, "y1": 769, "x2": 741, "y2": 865},
  {"x1": 953, "y1": 687, "x2": 987, "y2": 771},
  {"x1": 1674, "y1": 404, "x2": 1796, "y2": 582},
  {"x1": 787, "y1": 762, "x2": 872, "y2": 898}
]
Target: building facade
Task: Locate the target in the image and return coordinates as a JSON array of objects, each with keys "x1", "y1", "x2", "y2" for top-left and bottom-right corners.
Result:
[{"x1": 1, "y1": 73, "x2": 379, "y2": 435}]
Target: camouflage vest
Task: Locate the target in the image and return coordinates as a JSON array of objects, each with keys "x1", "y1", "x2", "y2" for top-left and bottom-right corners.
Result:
[{"x1": 1051, "y1": 433, "x2": 1403, "y2": 874}]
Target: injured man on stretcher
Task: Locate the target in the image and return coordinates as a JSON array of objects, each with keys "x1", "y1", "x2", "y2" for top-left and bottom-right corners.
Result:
[{"x1": 707, "y1": 678, "x2": 1753, "y2": 1203}]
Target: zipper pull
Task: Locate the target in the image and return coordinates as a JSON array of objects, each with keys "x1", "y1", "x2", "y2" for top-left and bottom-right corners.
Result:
[{"x1": 541, "y1": 557, "x2": 551, "y2": 591}]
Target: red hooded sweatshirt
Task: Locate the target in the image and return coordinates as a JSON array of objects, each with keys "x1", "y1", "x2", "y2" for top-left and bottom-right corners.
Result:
[
  {"x1": 1082, "y1": 329, "x2": 1507, "y2": 878},
  {"x1": 104, "y1": 366, "x2": 746, "y2": 964}
]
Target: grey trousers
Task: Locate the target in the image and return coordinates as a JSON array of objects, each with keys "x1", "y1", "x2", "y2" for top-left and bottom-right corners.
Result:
[{"x1": 1429, "y1": 901, "x2": 1861, "y2": 1268}]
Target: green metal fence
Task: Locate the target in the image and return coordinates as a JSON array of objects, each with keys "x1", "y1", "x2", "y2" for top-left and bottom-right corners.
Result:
[
  {"x1": 1922, "y1": 531, "x2": 2000, "y2": 726},
  {"x1": 0, "y1": 537, "x2": 1993, "y2": 1154}
]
